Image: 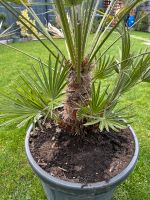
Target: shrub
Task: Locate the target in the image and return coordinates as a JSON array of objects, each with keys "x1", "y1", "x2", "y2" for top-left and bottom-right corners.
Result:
[
  {"x1": 134, "y1": 11, "x2": 149, "y2": 32},
  {"x1": 16, "y1": 9, "x2": 40, "y2": 38}
]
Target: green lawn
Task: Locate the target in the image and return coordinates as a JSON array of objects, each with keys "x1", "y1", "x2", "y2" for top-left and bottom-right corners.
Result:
[
  {"x1": 131, "y1": 30, "x2": 150, "y2": 40},
  {"x1": 0, "y1": 31, "x2": 150, "y2": 200}
]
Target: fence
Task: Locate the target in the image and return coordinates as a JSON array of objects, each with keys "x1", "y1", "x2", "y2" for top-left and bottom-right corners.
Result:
[
  {"x1": 0, "y1": 0, "x2": 104, "y2": 27},
  {"x1": 0, "y1": 0, "x2": 54, "y2": 27},
  {"x1": 0, "y1": 1, "x2": 149, "y2": 32}
]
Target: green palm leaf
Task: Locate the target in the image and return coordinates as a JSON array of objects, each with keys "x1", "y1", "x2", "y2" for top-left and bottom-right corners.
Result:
[
  {"x1": 64, "y1": 0, "x2": 85, "y2": 6},
  {"x1": 0, "y1": 55, "x2": 68, "y2": 128},
  {"x1": 0, "y1": 0, "x2": 149, "y2": 133},
  {"x1": 93, "y1": 54, "x2": 116, "y2": 80}
]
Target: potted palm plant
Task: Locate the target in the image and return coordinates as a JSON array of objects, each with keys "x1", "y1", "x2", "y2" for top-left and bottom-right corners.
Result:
[{"x1": 0, "y1": 0, "x2": 149, "y2": 199}]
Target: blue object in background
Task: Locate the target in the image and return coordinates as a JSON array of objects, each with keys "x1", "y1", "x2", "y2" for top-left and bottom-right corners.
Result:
[{"x1": 127, "y1": 15, "x2": 136, "y2": 27}]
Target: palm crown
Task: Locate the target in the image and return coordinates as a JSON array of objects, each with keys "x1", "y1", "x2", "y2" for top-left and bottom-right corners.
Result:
[{"x1": 0, "y1": 0, "x2": 149, "y2": 134}]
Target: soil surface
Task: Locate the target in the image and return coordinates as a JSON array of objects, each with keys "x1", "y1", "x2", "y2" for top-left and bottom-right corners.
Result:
[{"x1": 29, "y1": 120, "x2": 134, "y2": 184}]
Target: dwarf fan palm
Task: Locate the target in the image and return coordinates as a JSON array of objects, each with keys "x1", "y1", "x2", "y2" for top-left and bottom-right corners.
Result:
[{"x1": 0, "y1": 0, "x2": 149, "y2": 134}]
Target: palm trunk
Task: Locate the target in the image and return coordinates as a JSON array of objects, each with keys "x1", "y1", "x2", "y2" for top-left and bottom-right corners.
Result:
[{"x1": 62, "y1": 69, "x2": 91, "y2": 133}]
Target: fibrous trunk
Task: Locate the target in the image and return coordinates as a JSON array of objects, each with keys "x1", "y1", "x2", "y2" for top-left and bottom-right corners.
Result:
[{"x1": 62, "y1": 69, "x2": 91, "y2": 134}]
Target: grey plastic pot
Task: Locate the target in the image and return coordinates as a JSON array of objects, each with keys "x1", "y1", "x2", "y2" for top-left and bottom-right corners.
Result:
[{"x1": 25, "y1": 125, "x2": 139, "y2": 200}]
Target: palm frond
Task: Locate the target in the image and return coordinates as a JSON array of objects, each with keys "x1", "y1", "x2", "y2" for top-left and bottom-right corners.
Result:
[
  {"x1": 90, "y1": 82, "x2": 109, "y2": 113},
  {"x1": 55, "y1": 0, "x2": 76, "y2": 63},
  {"x1": 0, "y1": 0, "x2": 149, "y2": 133},
  {"x1": 142, "y1": 68, "x2": 150, "y2": 83},
  {"x1": 118, "y1": 24, "x2": 132, "y2": 70},
  {"x1": 7, "y1": 0, "x2": 28, "y2": 4},
  {"x1": 0, "y1": 24, "x2": 15, "y2": 38},
  {"x1": 89, "y1": 0, "x2": 117, "y2": 57},
  {"x1": 77, "y1": 82, "x2": 109, "y2": 124},
  {"x1": 0, "y1": 42, "x2": 48, "y2": 66},
  {"x1": 63, "y1": 0, "x2": 85, "y2": 6},
  {"x1": 122, "y1": 53, "x2": 150, "y2": 92},
  {"x1": 89, "y1": 0, "x2": 145, "y2": 63},
  {"x1": 0, "y1": 55, "x2": 68, "y2": 128},
  {"x1": 20, "y1": 0, "x2": 65, "y2": 58},
  {"x1": 98, "y1": 109, "x2": 130, "y2": 132},
  {"x1": 110, "y1": 52, "x2": 150, "y2": 101},
  {"x1": 95, "y1": 10, "x2": 149, "y2": 64},
  {"x1": 93, "y1": 54, "x2": 116, "y2": 80},
  {"x1": 77, "y1": 81, "x2": 134, "y2": 132},
  {"x1": 0, "y1": 0, "x2": 62, "y2": 60}
]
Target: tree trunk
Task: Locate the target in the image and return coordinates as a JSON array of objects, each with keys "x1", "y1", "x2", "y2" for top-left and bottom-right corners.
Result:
[{"x1": 62, "y1": 69, "x2": 91, "y2": 133}]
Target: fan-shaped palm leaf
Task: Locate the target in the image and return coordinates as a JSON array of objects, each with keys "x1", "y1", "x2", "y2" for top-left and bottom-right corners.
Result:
[{"x1": 0, "y1": 55, "x2": 68, "y2": 128}]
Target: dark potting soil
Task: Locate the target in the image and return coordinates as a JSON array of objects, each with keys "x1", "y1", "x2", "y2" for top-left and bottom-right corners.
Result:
[{"x1": 29, "y1": 120, "x2": 134, "y2": 184}]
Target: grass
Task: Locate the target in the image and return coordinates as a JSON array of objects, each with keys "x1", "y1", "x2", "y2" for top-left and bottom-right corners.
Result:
[
  {"x1": 0, "y1": 31, "x2": 150, "y2": 200},
  {"x1": 131, "y1": 30, "x2": 150, "y2": 40}
]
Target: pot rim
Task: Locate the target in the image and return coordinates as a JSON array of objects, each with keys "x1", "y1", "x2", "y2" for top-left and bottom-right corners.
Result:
[{"x1": 25, "y1": 125, "x2": 139, "y2": 191}]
